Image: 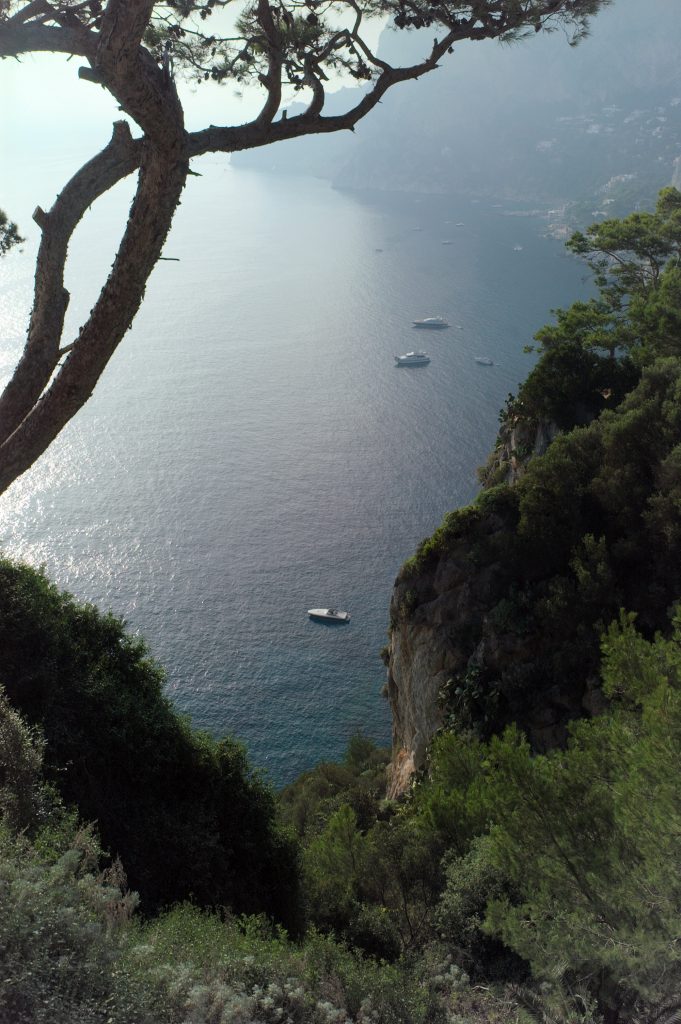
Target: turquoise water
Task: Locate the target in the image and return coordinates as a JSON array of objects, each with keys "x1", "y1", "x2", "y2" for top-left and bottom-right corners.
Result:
[{"x1": 0, "y1": 163, "x2": 587, "y2": 783}]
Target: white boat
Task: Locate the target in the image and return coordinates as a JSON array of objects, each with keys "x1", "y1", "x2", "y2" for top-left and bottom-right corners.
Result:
[
  {"x1": 395, "y1": 351, "x2": 430, "y2": 366},
  {"x1": 513, "y1": 245, "x2": 524, "y2": 252},
  {"x1": 412, "y1": 316, "x2": 450, "y2": 329},
  {"x1": 475, "y1": 356, "x2": 494, "y2": 366},
  {"x1": 308, "y1": 607, "x2": 351, "y2": 623}
]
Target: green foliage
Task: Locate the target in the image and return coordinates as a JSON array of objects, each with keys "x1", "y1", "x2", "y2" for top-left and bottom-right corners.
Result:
[
  {"x1": 435, "y1": 836, "x2": 526, "y2": 982},
  {"x1": 0, "y1": 740, "x2": 139, "y2": 1024},
  {"x1": 399, "y1": 488, "x2": 519, "y2": 583},
  {"x1": 282, "y1": 735, "x2": 445, "y2": 959},
  {"x1": 489, "y1": 188, "x2": 681, "y2": 491},
  {"x1": 423, "y1": 355, "x2": 681, "y2": 738},
  {"x1": 121, "y1": 903, "x2": 438, "y2": 1024},
  {"x1": 0, "y1": 829, "x2": 119, "y2": 1024},
  {"x1": 297, "y1": 789, "x2": 445, "y2": 957},
  {"x1": 481, "y1": 614, "x2": 681, "y2": 1019},
  {"x1": 410, "y1": 732, "x2": 489, "y2": 856},
  {"x1": 533, "y1": 298, "x2": 632, "y2": 359},
  {"x1": 0, "y1": 686, "x2": 46, "y2": 834},
  {"x1": 0, "y1": 209, "x2": 23, "y2": 257},
  {"x1": 279, "y1": 734, "x2": 390, "y2": 839},
  {"x1": 0, "y1": 558, "x2": 301, "y2": 929},
  {"x1": 529, "y1": 187, "x2": 681, "y2": 369},
  {"x1": 512, "y1": 341, "x2": 639, "y2": 432},
  {"x1": 301, "y1": 805, "x2": 433, "y2": 957},
  {"x1": 138, "y1": 0, "x2": 613, "y2": 94},
  {"x1": 567, "y1": 187, "x2": 681, "y2": 302}
]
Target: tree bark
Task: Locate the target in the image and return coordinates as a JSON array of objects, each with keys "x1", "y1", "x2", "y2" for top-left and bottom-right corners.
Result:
[
  {"x1": 0, "y1": 133, "x2": 187, "y2": 493},
  {"x1": 0, "y1": 123, "x2": 141, "y2": 447}
]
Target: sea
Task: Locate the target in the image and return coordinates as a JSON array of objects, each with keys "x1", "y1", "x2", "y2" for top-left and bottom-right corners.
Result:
[{"x1": 0, "y1": 159, "x2": 588, "y2": 785}]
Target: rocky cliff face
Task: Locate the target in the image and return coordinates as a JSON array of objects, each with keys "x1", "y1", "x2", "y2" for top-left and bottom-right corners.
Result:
[
  {"x1": 384, "y1": 499, "x2": 606, "y2": 798},
  {"x1": 480, "y1": 416, "x2": 560, "y2": 489},
  {"x1": 386, "y1": 532, "x2": 507, "y2": 798},
  {"x1": 384, "y1": 361, "x2": 681, "y2": 796},
  {"x1": 384, "y1": 390, "x2": 603, "y2": 798},
  {"x1": 384, "y1": 339, "x2": 648, "y2": 797},
  {"x1": 385, "y1": 424, "x2": 552, "y2": 800}
]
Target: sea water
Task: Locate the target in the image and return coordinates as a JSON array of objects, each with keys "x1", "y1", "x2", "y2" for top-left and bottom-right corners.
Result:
[{"x1": 0, "y1": 161, "x2": 587, "y2": 783}]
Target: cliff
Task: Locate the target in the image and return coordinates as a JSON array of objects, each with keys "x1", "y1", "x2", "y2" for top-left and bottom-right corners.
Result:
[
  {"x1": 235, "y1": 0, "x2": 681, "y2": 218},
  {"x1": 385, "y1": 355, "x2": 681, "y2": 797},
  {"x1": 385, "y1": 495, "x2": 608, "y2": 798}
]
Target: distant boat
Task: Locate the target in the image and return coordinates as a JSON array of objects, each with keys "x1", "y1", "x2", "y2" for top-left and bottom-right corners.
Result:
[
  {"x1": 413, "y1": 316, "x2": 449, "y2": 329},
  {"x1": 308, "y1": 607, "x2": 351, "y2": 623},
  {"x1": 395, "y1": 351, "x2": 431, "y2": 366},
  {"x1": 513, "y1": 245, "x2": 524, "y2": 252},
  {"x1": 475, "y1": 356, "x2": 494, "y2": 366},
  {"x1": 441, "y1": 240, "x2": 453, "y2": 245},
  {"x1": 456, "y1": 222, "x2": 465, "y2": 226}
]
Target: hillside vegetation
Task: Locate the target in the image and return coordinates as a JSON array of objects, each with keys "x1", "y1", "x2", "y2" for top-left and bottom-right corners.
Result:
[
  {"x1": 0, "y1": 561, "x2": 300, "y2": 928},
  {"x1": 2, "y1": 192, "x2": 681, "y2": 1024},
  {"x1": 392, "y1": 188, "x2": 681, "y2": 746}
]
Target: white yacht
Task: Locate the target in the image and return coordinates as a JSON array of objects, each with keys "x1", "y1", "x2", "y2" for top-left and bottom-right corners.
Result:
[
  {"x1": 308, "y1": 607, "x2": 351, "y2": 623},
  {"x1": 395, "y1": 351, "x2": 431, "y2": 366},
  {"x1": 413, "y1": 316, "x2": 450, "y2": 329},
  {"x1": 475, "y1": 356, "x2": 494, "y2": 366}
]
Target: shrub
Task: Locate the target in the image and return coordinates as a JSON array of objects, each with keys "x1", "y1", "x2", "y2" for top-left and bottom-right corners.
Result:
[{"x1": 0, "y1": 558, "x2": 301, "y2": 928}]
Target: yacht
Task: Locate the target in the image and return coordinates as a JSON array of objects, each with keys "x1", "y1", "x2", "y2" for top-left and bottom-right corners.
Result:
[
  {"x1": 395, "y1": 351, "x2": 431, "y2": 366},
  {"x1": 475, "y1": 356, "x2": 494, "y2": 366},
  {"x1": 412, "y1": 316, "x2": 450, "y2": 329},
  {"x1": 308, "y1": 607, "x2": 351, "y2": 623}
]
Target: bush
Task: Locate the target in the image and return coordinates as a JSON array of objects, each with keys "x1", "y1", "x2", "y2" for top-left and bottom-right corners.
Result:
[
  {"x1": 121, "y1": 905, "x2": 439, "y2": 1024},
  {"x1": 0, "y1": 558, "x2": 301, "y2": 928},
  {"x1": 0, "y1": 821, "x2": 139, "y2": 1024}
]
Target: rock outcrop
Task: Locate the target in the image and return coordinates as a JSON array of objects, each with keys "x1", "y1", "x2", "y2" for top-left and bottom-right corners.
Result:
[
  {"x1": 480, "y1": 415, "x2": 560, "y2": 489},
  {"x1": 385, "y1": 532, "x2": 506, "y2": 798},
  {"x1": 385, "y1": 357, "x2": 681, "y2": 797},
  {"x1": 384, "y1": 501, "x2": 606, "y2": 798}
]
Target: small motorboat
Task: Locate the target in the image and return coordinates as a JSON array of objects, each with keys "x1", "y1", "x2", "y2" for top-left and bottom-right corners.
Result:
[
  {"x1": 475, "y1": 356, "x2": 494, "y2": 366},
  {"x1": 308, "y1": 607, "x2": 351, "y2": 623},
  {"x1": 413, "y1": 316, "x2": 449, "y2": 329},
  {"x1": 395, "y1": 351, "x2": 431, "y2": 366}
]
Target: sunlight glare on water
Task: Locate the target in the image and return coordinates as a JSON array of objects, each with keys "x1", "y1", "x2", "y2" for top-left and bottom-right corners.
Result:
[{"x1": 0, "y1": 160, "x2": 588, "y2": 783}]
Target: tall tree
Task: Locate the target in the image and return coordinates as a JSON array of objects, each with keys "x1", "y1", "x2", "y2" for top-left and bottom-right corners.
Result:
[{"x1": 1, "y1": 0, "x2": 610, "y2": 494}]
